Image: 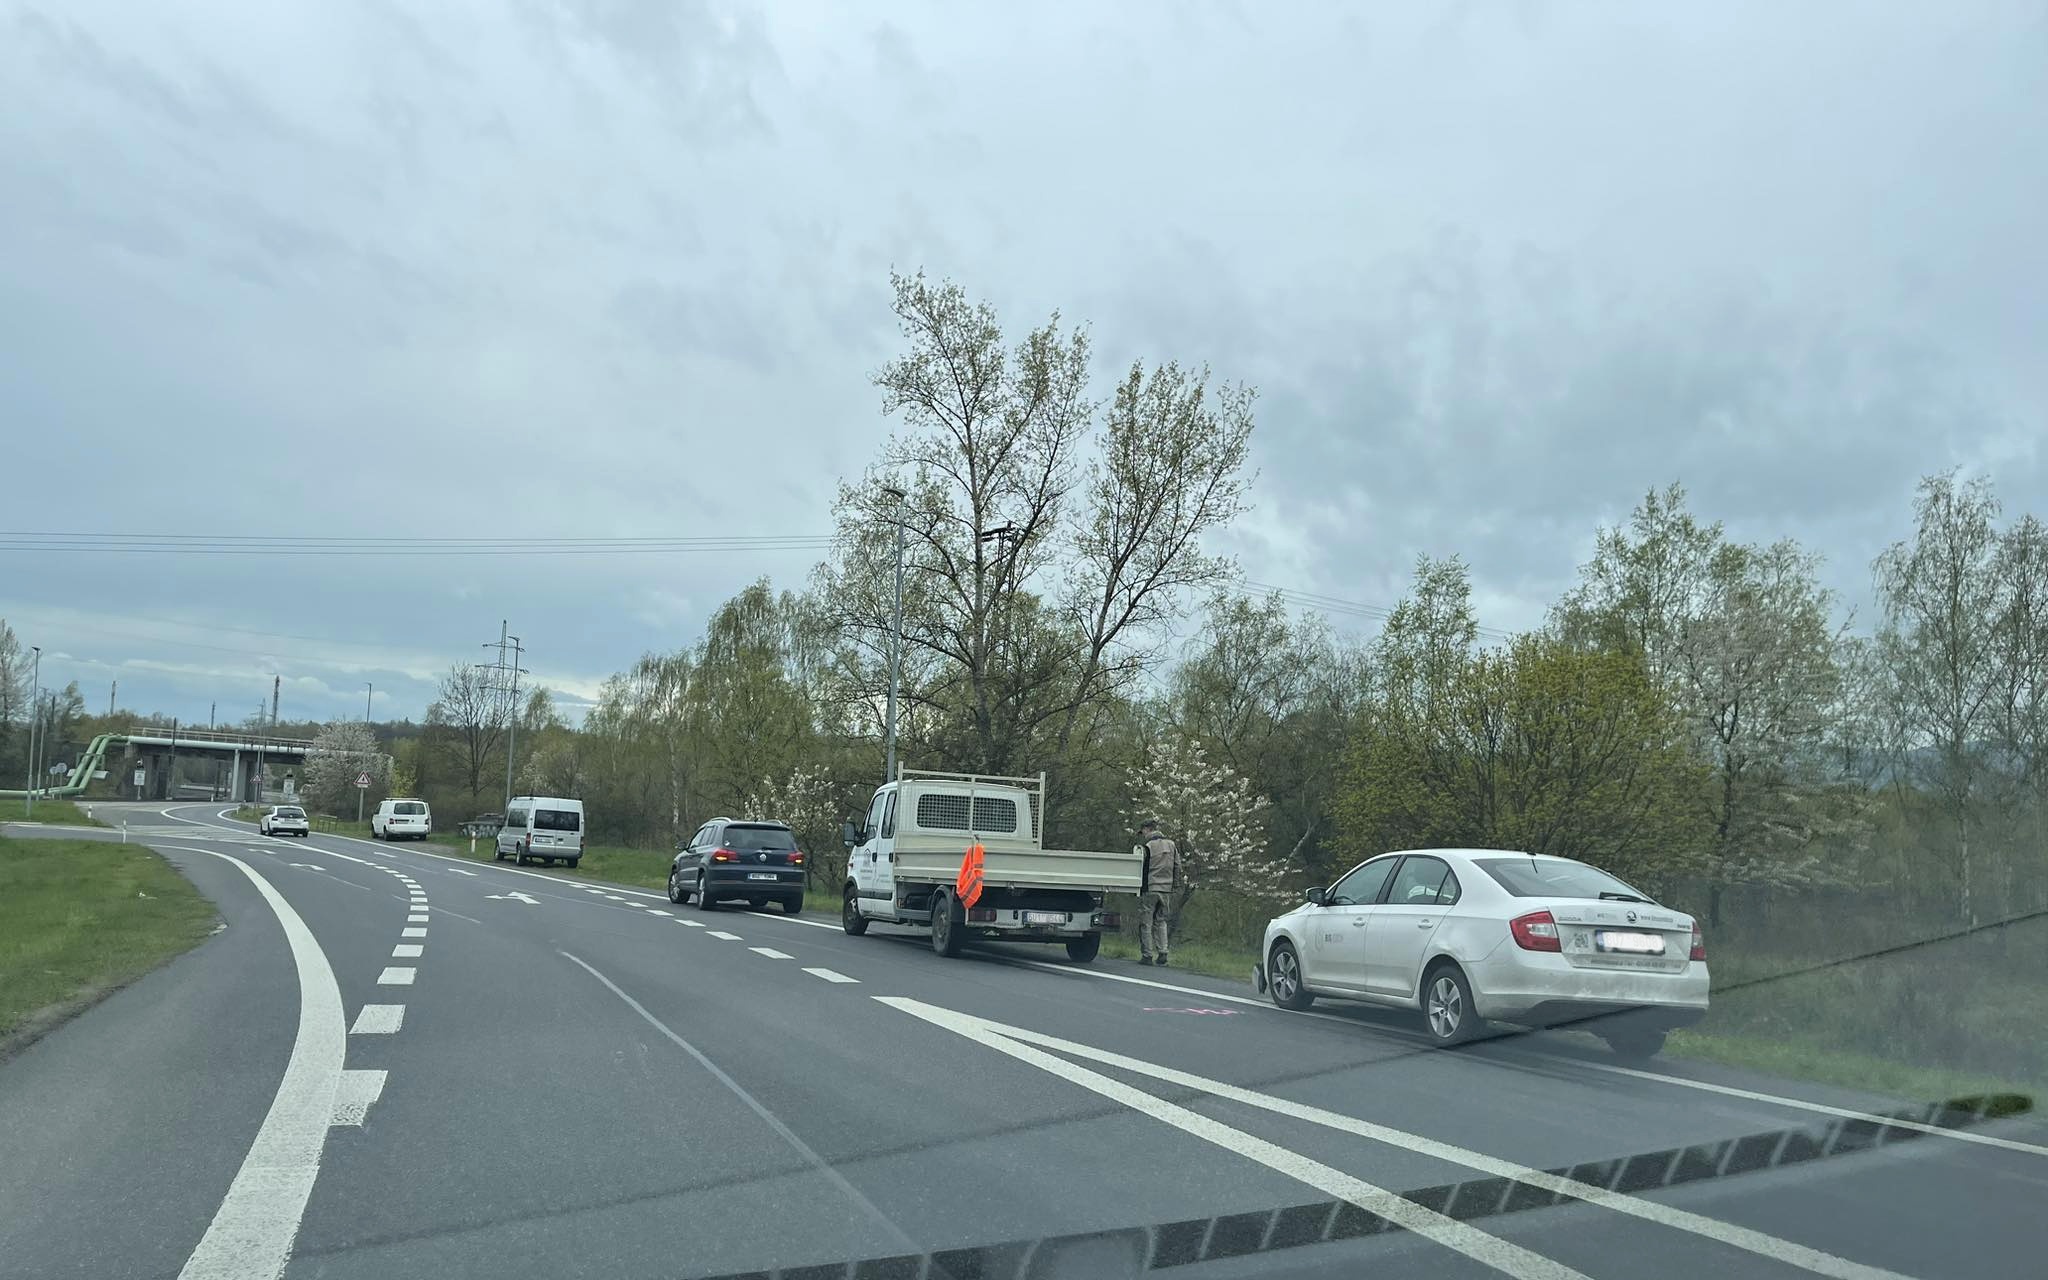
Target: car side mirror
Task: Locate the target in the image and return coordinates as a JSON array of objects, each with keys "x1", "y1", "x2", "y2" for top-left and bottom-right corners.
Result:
[
  {"x1": 842, "y1": 821, "x2": 861, "y2": 848},
  {"x1": 1306, "y1": 886, "x2": 1328, "y2": 907}
]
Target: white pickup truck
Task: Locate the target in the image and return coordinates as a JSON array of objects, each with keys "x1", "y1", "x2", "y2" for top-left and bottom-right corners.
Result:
[{"x1": 840, "y1": 768, "x2": 1142, "y2": 962}]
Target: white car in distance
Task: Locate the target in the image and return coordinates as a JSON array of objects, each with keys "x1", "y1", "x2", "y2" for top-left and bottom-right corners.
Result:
[
  {"x1": 1255, "y1": 848, "x2": 1707, "y2": 1059},
  {"x1": 258, "y1": 804, "x2": 310, "y2": 838}
]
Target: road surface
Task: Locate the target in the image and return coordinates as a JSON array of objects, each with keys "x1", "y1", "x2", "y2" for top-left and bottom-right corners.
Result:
[{"x1": 2, "y1": 801, "x2": 2043, "y2": 1279}]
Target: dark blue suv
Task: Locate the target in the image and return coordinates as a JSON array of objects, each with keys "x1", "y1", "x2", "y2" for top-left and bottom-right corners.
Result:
[{"x1": 668, "y1": 818, "x2": 807, "y2": 914}]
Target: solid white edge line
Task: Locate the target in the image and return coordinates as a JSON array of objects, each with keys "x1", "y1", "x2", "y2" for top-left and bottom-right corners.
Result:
[
  {"x1": 952, "y1": 1004, "x2": 1914, "y2": 1280},
  {"x1": 176, "y1": 849, "x2": 347, "y2": 1280},
  {"x1": 878, "y1": 997, "x2": 1585, "y2": 1280}
]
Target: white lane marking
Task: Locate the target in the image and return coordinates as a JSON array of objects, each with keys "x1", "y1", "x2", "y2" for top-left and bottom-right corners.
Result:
[
  {"x1": 924, "y1": 1002, "x2": 1912, "y2": 1280},
  {"x1": 584, "y1": 888, "x2": 606, "y2": 894},
  {"x1": 391, "y1": 944, "x2": 424, "y2": 958},
  {"x1": 646, "y1": 909, "x2": 673, "y2": 917},
  {"x1": 707, "y1": 931, "x2": 742, "y2": 941},
  {"x1": 881, "y1": 997, "x2": 1583, "y2": 1280},
  {"x1": 377, "y1": 967, "x2": 416, "y2": 986},
  {"x1": 450, "y1": 868, "x2": 478, "y2": 876},
  {"x1": 803, "y1": 967, "x2": 859, "y2": 984},
  {"x1": 604, "y1": 895, "x2": 627, "y2": 901},
  {"x1": 400, "y1": 927, "x2": 427, "y2": 939},
  {"x1": 1567, "y1": 1060, "x2": 2048, "y2": 1159},
  {"x1": 484, "y1": 891, "x2": 540, "y2": 905},
  {"x1": 678, "y1": 920, "x2": 705, "y2": 928},
  {"x1": 175, "y1": 850, "x2": 346, "y2": 1280},
  {"x1": 748, "y1": 947, "x2": 794, "y2": 960},
  {"x1": 562, "y1": 953, "x2": 920, "y2": 1254},
  {"x1": 288, "y1": 863, "x2": 324, "y2": 871},
  {"x1": 406, "y1": 913, "x2": 428, "y2": 924},
  {"x1": 349, "y1": 1005, "x2": 405, "y2": 1035},
  {"x1": 329, "y1": 1070, "x2": 387, "y2": 1127}
]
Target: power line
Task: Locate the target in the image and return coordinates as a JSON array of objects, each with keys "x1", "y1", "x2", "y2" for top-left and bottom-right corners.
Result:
[{"x1": 0, "y1": 532, "x2": 837, "y2": 556}]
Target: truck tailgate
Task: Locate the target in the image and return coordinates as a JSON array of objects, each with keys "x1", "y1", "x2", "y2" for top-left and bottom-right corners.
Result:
[{"x1": 895, "y1": 837, "x2": 1142, "y2": 892}]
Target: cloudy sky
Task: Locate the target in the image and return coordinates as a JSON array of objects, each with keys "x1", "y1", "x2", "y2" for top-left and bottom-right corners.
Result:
[{"x1": 4, "y1": 0, "x2": 2044, "y2": 727}]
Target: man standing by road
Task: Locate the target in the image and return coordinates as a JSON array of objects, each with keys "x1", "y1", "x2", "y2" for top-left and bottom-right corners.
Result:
[{"x1": 1136, "y1": 819, "x2": 1179, "y2": 967}]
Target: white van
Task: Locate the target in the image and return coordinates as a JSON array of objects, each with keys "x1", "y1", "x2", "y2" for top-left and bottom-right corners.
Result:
[
  {"x1": 495, "y1": 796, "x2": 586, "y2": 867},
  {"x1": 371, "y1": 798, "x2": 432, "y2": 841}
]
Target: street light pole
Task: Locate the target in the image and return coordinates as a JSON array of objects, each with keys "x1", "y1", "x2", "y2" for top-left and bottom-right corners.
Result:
[
  {"x1": 882, "y1": 486, "x2": 906, "y2": 784},
  {"x1": 23, "y1": 645, "x2": 40, "y2": 816},
  {"x1": 365, "y1": 682, "x2": 374, "y2": 722}
]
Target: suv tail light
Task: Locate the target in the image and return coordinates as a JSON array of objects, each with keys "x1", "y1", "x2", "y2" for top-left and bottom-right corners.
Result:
[
  {"x1": 1689, "y1": 921, "x2": 1705, "y2": 962},
  {"x1": 1509, "y1": 909, "x2": 1561, "y2": 952},
  {"x1": 711, "y1": 849, "x2": 735, "y2": 863},
  {"x1": 790, "y1": 852, "x2": 804, "y2": 865}
]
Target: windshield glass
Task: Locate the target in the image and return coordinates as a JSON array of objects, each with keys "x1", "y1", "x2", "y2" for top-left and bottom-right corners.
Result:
[
  {"x1": 1476, "y1": 858, "x2": 1653, "y2": 902},
  {"x1": 723, "y1": 825, "x2": 797, "y2": 852}
]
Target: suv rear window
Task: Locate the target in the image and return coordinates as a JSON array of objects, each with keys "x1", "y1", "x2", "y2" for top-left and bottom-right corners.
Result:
[
  {"x1": 724, "y1": 824, "x2": 797, "y2": 851},
  {"x1": 535, "y1": 808, "x2": 580, "y2": 832},
  {"x1": 1474, "y1": 857, "x2": 1653, "y2": 902},
  {"x1": 394, "y1": 802, "x2": 426, "y2": 815}
]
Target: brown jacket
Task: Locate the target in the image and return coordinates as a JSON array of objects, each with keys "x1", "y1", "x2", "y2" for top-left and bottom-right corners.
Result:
[{"x1": 1142, "y1": 835, "x2": 1180, "y2": 895}]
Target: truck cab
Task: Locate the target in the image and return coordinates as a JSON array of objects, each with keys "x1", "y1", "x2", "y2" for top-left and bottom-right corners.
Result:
[{"x1": 841, "y1": 768, "x2": 1140, "y2": 962}]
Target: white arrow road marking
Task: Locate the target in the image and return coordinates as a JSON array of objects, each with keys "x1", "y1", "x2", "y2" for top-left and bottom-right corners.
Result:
[
  {"x1": 449, "y1": 868, "x2": 478, "y2": 876},
  {"x1": 175, "y1": 850, "x2": 345, "y2": 1280},
  {"x1": 349, "y1": 1005, "x2": 404, "y2": 1035},
  {"x1": 881, "y1": 999, "x2": 1913, "y2": 1280},
  {"x1": 484, "y1": 891, "x2": 540, "y2": 905},
  {"x1": 803, "y1": 968, "x2": 858, "y2": 984},
  {"x1": 879, "y1": 997, "x2": 1585, "y2": 1280},
  {"x1": 329, "y1": 1070, "x2": 387, "y2": 1127},
  {"x1": 288, "y1": 864, "x2": 324, "y2": 871},
  {"x1": 748, "y1": 947, "x2": 793, "y2": 960}
]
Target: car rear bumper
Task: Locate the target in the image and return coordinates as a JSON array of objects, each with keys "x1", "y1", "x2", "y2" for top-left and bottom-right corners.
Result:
[
  {"x1": 704, "y1": 868, "x2": 803, "y2": 893},
  {"x1": 272, "y1": 825, "x2": 308, "y2": 835},
  {"x1": 1467, "y1": 953, "x2": 1709, "y2": 1027}
]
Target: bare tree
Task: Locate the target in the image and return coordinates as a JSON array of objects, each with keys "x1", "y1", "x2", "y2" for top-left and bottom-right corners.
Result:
[{"x1": 427, "y1": 663, "x2": 507, "y2": 806}]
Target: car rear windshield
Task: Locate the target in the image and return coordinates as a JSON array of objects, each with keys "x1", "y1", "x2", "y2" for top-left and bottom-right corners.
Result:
[
  {"x1": 724, "y1": 824, "x2": 797, "y2": 851},
  {"x1": 394, "y1": 802, "x2": 426, "y2": 815},
  {"x1": 276, "y1": 807, "x2": 304, "y2": 818},
  {"x1": 534, "y1": 808, "x2": 580, "y2": 832},
  {"x1": 1474, "y1": 857, "x2": 1653, "y2": 902}
]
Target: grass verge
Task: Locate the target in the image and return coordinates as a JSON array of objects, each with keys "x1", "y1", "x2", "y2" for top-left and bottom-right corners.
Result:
[
  {"x1": 1666, "y1": 1029, "x2": 2035, "y2": 1104},
  {"x1": 1100, "y1": 932, "x2": 1258, "y2": 981},
  {"x1": 0, "y1": 798, "x2": 103, "y2": 826},
  {"x1": 0, "y1": 835, "x2": 218, "y2": 1055}
]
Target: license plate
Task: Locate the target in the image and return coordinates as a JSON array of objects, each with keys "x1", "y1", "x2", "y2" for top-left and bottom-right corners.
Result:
[
  {"x1": 1023, "y1": 911, "x2": 1068, "y2": 925},
  {"x1": 1595, "y1": 930, "x2": 1666, "y2": 955},
  {"x1": 747, "y1": 872, "x2": 778, "y2": 881}
]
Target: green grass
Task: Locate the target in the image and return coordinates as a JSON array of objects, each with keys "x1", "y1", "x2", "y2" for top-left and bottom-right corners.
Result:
[
  {"x1": 1100, "y1": 932, "x2": 1259, "y2": 980},
  {"x1": 0, "y1": 835, "x2": 219, "y2": 1049},
  {"x1": 0, "y1": 798, "x2": 103, "y2": 826}
]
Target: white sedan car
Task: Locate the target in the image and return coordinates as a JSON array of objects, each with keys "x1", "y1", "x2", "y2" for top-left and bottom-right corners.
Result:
[
  {"x1": 258, "y1": 804, "x2": 310, "y2": 837},
  {"x1": 1255, "y1": 848, "x2": 1707, "y2": 1059}
]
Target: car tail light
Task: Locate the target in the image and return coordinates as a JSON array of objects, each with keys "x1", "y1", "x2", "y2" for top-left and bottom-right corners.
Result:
[
  {"x1": 1689, "y1": 921, "x2": 1705, "y2": 962},
  {"x1": 790, "y1": 852, "x2": 804, "y2": 865},
  {"x1": 1509, "y1": 909, "x2": 1561, "y2": 952},
  {"x1": 967, "y1": 906, "x2": 997, "y2": 923},
  {"x1": 1097, "y1": 911, "x2": 1121, "y2": 929},
  {"x1": 711, "y1": 849, "x2": 735, "y2": 863}
]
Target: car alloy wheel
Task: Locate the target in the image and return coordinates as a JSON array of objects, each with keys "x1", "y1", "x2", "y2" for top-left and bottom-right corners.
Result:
[
  {"x1": 1271, "y1": 947, "x2": 1301, "y2": 1003},
  {"x1": 1427, "y1": 973, "x2": 1464, "y2": 1040}
]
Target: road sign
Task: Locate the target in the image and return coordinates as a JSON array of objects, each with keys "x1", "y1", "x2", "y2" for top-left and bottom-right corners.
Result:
[
  {"x1": 355, "y1": 772, "x2": 370, "y2": 789},
  {"x1": 132, "y1": 766, "x2": 145, "y2": 787}
]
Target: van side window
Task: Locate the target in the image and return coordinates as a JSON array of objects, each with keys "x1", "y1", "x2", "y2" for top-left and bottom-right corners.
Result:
[
  {"x1": 865, "y1": 791, "x2": 889, "y2": 841},
  {"x1": 506, "y1": 808, "x2": 528, "y2": 829},
  {"x1": 881, "y1": 793, "x2": 898, "y2": 839}
]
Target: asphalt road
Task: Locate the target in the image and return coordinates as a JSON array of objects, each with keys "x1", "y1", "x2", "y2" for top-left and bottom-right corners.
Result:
[{"x1": 4, "y1": 802, "x2": 2046, "y2": 1280}]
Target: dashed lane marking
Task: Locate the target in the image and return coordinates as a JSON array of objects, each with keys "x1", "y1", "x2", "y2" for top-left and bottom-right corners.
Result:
[
  {"x1": 329, "y1": 1070, "x2": 387, "y2": 1128},
  {"x1": 707, "y1": 931, "x2": 741, "y2": 941},
  {"x1": 376, "y1": 967, "x2": 416, "y2": 986},
  {"x1": 400, "y1": 927, "x2": 427, "y2": 938},
  {"x1": 646, "y1": 909, "x2": 673, "y2": 917},
  {"x1": 678, "y1": 920, "x2": 705, "y2": 928},
  {"x1": 406, "y1": 913, "x2": 428, "y2": 924},
  {"x1": 803, "y1": 968, "x2": 859, "y2": 984},
  {"x1": 349, "y1": 1005, "x2": 404, "y2": 1035},
  {"x1": 748, "y1": 947, "x2": 794, "y2": 960},
  {"x1": 391, "y1": 944, "x2": 424, "y2": 958}
]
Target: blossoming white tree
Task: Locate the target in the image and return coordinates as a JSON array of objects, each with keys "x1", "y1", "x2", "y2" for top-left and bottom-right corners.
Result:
[
  {"x1": 740, "y1": 762, "x2": 840, "y2": 888},
  {"x1": 302, "y1": 719, "x2": 387, "y2": 815},
  {"x1": 1127, "y1": 737, "x2": 1291, "y2": 925}
]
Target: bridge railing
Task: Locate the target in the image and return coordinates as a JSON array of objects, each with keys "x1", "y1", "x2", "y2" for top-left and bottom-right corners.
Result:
[{"x1": 121, "y1": 726, "x2": 318, "y2": 750}]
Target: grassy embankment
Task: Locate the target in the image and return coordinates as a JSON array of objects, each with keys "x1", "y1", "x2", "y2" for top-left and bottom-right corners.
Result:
[
  {"x1": 0, "y1": 798, "x2": 102, "y2": 826},
  {"x1": 0, "y1": 835, "x2": 219, "y2": 1055}
]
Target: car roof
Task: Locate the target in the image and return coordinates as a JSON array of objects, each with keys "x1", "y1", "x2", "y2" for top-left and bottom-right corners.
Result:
[{"x1": 1383, "y1": 848, "x2": 1579, "y2": 863}]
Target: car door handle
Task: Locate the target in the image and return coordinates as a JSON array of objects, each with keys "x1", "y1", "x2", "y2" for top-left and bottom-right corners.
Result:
[
  {"x1": 1416, "y1": 920, "x2": 1434, "y2": 929},
  {"x1": 1350, "y1": 918, "x2": 1368, "y2": 927}
]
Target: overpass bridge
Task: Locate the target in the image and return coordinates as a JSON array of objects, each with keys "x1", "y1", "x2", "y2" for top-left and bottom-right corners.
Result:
[{"x1": 3, "y1": 728, "x2": 319, "y2": 804}]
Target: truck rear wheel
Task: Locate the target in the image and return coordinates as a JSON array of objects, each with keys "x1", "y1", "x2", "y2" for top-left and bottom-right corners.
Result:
[
  {"x1": 1064, "y1": 933, "x2": 1101, "y2": 964},
  {"x1": 931, "y1": 889, "x2": 964, "y2": 958},
  {"x1": 842, "y1": 884, "x2": 868, "y2": 936}
]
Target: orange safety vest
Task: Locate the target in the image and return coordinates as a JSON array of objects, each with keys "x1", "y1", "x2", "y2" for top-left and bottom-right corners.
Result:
[{"x1": 956, "y1": 842, "x2": 985, "y2": 909}]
